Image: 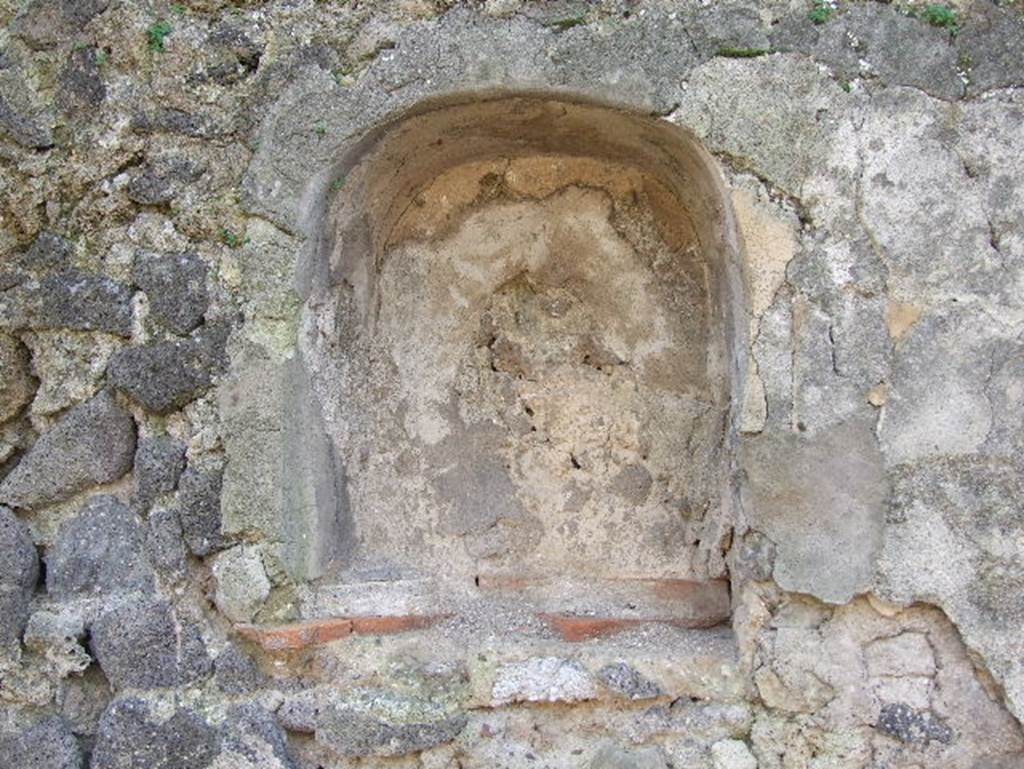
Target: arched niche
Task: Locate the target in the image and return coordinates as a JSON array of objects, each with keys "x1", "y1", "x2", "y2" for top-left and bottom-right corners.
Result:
[{"x1": 293, "y1": 93, "x2": 746, "y2": 623}]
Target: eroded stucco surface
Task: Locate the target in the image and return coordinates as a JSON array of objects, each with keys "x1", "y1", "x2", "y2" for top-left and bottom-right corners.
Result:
[
  {"x1": 310, "y1": 158, "x2": 724, "y2": 584},
  {"x1": 0, "y1": 0, "x2": 1023, "y2": 767}
]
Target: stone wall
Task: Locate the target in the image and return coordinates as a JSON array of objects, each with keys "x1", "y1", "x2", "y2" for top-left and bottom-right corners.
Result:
[{"x1": 0, "y1": 0, "x2": 1023, "y2": 767}]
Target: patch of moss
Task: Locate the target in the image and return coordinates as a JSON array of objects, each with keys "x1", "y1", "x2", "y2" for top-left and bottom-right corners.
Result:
[
  {"x1": 219, "y1": 227, "x2": 249, "y2": 248},
  {"x1": 809, "y1": 1, "x2": 835, "y2": 24},
  {"x1": 145, "y1": 19, "x2": 172, "y2": 52},
  {"x1": 544, "y1": 15, "x2": 586, "y2": 31},
  {"x1": 919, "y1": 4, "x2": 960, "y2": 35},
  {"x1": 717, "y1": 46, "x2": 772, "y2": 58}
]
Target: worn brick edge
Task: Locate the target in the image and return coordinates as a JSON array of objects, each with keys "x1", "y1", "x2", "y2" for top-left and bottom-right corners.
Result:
[{"x1": 236, "y1": 614, "x2": 449, "y2": 651}]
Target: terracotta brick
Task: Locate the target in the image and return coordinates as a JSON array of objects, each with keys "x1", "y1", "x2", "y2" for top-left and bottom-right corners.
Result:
[
  {"x1": 349, "y1": 614, "x2": 447, "y2": 634},
  {"x1": 539, "y1": 612, "x2": 726, "y2": 642},
  {"x1": 237, "y1": 617, "x2": 354, "y2": 651},
  {"x1": 236, "y1": 614, "x2": 447, "y2": 652},
  {"x1": 540, "y1": 615, "x2": 646, "y2": 642}
]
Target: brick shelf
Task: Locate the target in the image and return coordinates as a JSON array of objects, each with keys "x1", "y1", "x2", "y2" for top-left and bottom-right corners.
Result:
[{"x1": 238, "y1": 577, "x2": 730, "y2": 652}]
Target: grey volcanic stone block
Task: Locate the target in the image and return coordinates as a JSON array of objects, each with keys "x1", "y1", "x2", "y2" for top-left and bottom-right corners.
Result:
[
  {"x1": 92, "y1": 698, "x2": 220, "y2": 769},
  {"x1": 90, "y1": 597, "x2": 211, "y2": 690},
  {"x1": 877, "y1": 702, "x2": 953, "y2": 745},
  {"x1": 0, "y1": 717, "x2": 82, "y2": 769},
  {"x1": 315, "y1": 690, "x2": 467, "y2": 757},
  {"x1": 126, "y1": 159, "x2": 203, "y2": 206},
  {"x1": 132, "y1": 435, "x2": 186, "y2": 510},
  {"x1": 46, "y1": 495, "x2": 153, "y2": 598},
  {"x1": 93, "y1": 698, "x2": 292, "y2": 769},
  {"x1": 177, "y1": 466, "x2": 225, "y2": 556},
  {"x1": 0, "y1": 332, "x2": 34, "y2": 423},
  {"x1": 57, "y1": 46, "x2": 106, "y2": 114},
  {"x1": 11, "y1": 0, "x2": 109, "y2": 50},
  {"x1": 0, "y1": 391, "x2": 136, "y2": 510},
  {"x1": 0, "y1": 505, "x2": 38, "y2": 647},
  {"x1": 0, "y1": 270, "x2": 134, "y2": 336},
  {"x1": 107, "y1": 323, "x2": 229, "y2": 414},
  {"x1": 145, "y1": 508, "x2": 188, "y2": 578},
  {"x1": 0, "y1": 74, "x2": 54, "y2": 148},
  {"x1": 19, "y1": 231, "x2": 72, "y2": 271},
  {"x1": 133, "y1": 251, "x2": 208, "y2": 335},
  {"x1": 213, "y1": 645, "x2": 264, "y2": 694},
  {"x1": 222, "y1": 703, "x2": 295, "y2": 768}
]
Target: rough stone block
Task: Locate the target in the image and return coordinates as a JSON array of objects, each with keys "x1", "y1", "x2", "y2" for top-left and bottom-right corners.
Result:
[
  {"x1": 0, "y1": 69, "x2": 55, "y2": 148},
  {"x1": 132, "y1": 435, "x2": 186, "y2": 511},
  {"x1": 125, "y1": 159, "x2": 203, "y2": 206},
  {"x1": 132, "y1": 251, "x2": 208, "y2": 335},
  {"x1": 0, "y1": 504, "x2": 38, "y2": 647},
  {"x1": 221, "y1": 703, "x2": 295, "y2": 769},
  {"x1": 46, "y1": 495, "x2": 153, "y2": 598},
  {"x1": 107, "y1": 322, "x2": 229, "y2": 414},
  {"x1": 0, "y1": 717, "x2": 82, "y2": 769},
  {"x1": 91, "y1": 698, "x2": 220, "y2": 769},
  {"x1": 177, "y1": 465, "x2": 225, "y2": 555},
  {"x1": 0, "y1": 332, "x2": 35, "y2": 423},
  {"x1": 90, "y1": 597, "x2": 211, "y2": 690},
  {"x1": 145, "y1": 508, "x2": 188, "y2": 578},
  {"x1": 0, "y1": 390, "x2": 136, "y2": 510},
  {"x1": 213, "y1": 645, "x2": 264, "y2": 694},
  {"x1": 11, "y1": 0, "x2": 109, "y2": 50},
  {"x1": 0, "y1": 270, "x2": 134, "y2": 337},
  {"x1": 315, "y1": 690, "x2": 467, "y2": 757},
  {"x1": 877, "y1": 702, "x2": 953, "y2": 745},
  {"x1": 57, "y1": 46, "x2": 105, "y2": 113},
  {"x1": 958, "y1": 4, "x2": 1024, "y2": 94},
  {"x1": 19, "y1": 231, "x2": 72, "y2": 272},
  {"x1": 771, "y1": 4, "x2": 963, "y2": 100}
]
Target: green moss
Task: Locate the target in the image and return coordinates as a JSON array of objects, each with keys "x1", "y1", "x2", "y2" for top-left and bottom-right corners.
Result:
[
  {"x1": 717, "y1": 46, "x2": 772, "y2": 58},
  {"x1": 145, "y1": 19, "x2": 173, "y2": 52},
  {"x1": 919, "y1": 4, "x2": 960, "y2": 35},
  {"x1": 809, "y1": 1, "x2": 834, "y2": 24},
  {"x1": 544, "y1": 15, "x2": 586, "y2": 31},
  {"x1": 330, "y1": 176, "x2": 347, "y2": 192},
  {"x1": 219, "y1": 227, "x2": 249, "y2": 248}
]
